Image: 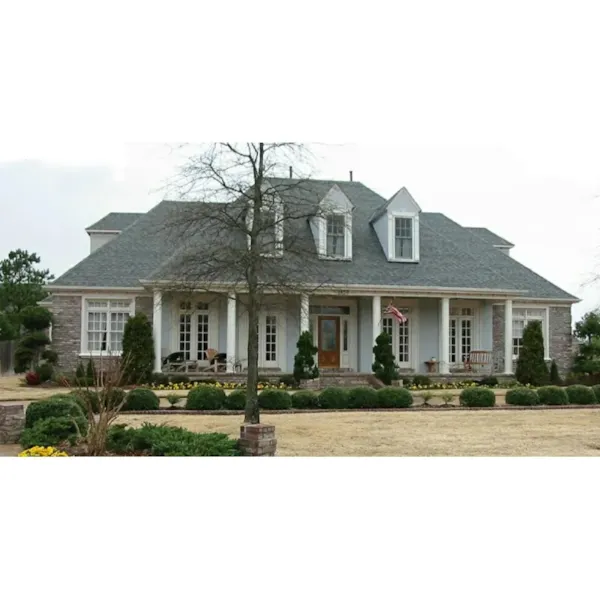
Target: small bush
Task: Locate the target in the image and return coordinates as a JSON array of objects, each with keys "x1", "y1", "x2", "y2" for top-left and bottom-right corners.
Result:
[
  {"x1": 401, "y1": 377, "x2": 412, "y2": 386},
  {"x1": 35, "y1": 362, "x2": 54, "y2": 383},
  {"x1": 259, "y1": 389, "x2": 292, "y2": 410},
  {"x1": 412, "y1": 375, "x2": 431, "y2": 387},
  {"x1": 549, "y1": 360, "x2": 562, "y2": 385},
  {"x1": 372, "y1": 332, "x2": 399, "y2": 385},
  {"x1": 166, "y1": 394, "x2": 182, "y2": 408},
  {"x1": 566, "y1": 385, "x2": 597, "y2": 405},
  {"x1": 278, "y1": 374, "x2": 298, "y2": 388},
  {"x1": 376, "y1": 387, "x2": 413, "y2": 408},
  {"x1": 185, "y1": 385, "x2": 226, "y2": 410},
  {"x1": 592, "y1": 385, "x2": 600, "y2": 403},
  {"x1": 25, "y1": 371, "x2": 41, "y2": 386},
  {"x1": 479, "y1": 376, "x2": 499, "y2": 387},
  {"x1": 170, "y1": 374, "x2": 190, "y2": 385},
  {"x1": 75, "y1": 363, "x2": 85, "y2": 379},
  {"x1": 151, "y1": 373, "x2": 169, "y2": 386},
  {"x1": 107, "y1": 423, "x2": 240, "y2": 456},
  {"x1": 348, "y1": 387, "x2": 378, "y2": 409},
  {"x1": 318, "y1": 387, "x2": 349, "y2": 409},
  {"x1": 21, "y1": 416, "x2": 85, "y2": 449},
  {"x1": 41, "y1": 349, "x2": 59, "y2": 365},
  {"x1": 505, "y1": 387, "x2": 539, "y2": 406},
  {"x1": 537, "y1": 386, "x2": 569, "y2": 406},
  {"x1": 72, "y1": 390, "x2": 100, "y2": 414},
  {"x1": 459, "y1": 388, "x2": 496, "y2": 407},
  {"x1": 293, "y1": 331, "x2": 319, "y2": 381},
  {"x1": 25, "y1": 397, "x2": 86, "y2": 429},
  {"x1": 291, "y1": 390, "x2": 319, "y2": 409},
  {"x1": 122, "y1": 388, "x2": 160, "y2": 411},
  {"x1": 223, "y1": 389, "x2": 246, "y2": 410}
]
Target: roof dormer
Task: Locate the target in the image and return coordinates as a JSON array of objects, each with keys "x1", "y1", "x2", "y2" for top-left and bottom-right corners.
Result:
[
  {"x1": 370, "y1": 187, "x2": 421, "y2": 263},
  {"x1": 309, "y1": 184, "x2": 354, "y2": 260},
  {"x1": 245, "y1": 181, "x2": 284, "y2": 257}
]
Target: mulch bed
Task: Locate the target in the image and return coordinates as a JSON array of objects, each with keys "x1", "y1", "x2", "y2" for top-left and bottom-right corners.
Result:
[{"x1": 120, "y1": 404, "x2": 600, "y2": 416}]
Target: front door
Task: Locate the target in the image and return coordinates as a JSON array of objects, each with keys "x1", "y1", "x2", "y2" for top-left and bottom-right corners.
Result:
[{"x1": 318, "y1": 316, "x2": 340, "y2": 368}]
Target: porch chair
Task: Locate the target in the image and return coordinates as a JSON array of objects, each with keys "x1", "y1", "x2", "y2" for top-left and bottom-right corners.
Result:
[
  {"x1": 463, "y1": 350, "x2": 493, "y2": 374},
  {"x1": 202, "y1": 348, "x2": 227, "y2": 373},
  {"x1": 162, "y1": 352, "x2": 185, "y2": 373}
]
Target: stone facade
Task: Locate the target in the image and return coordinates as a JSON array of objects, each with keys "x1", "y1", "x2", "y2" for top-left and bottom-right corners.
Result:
[
  {"x1": 0, "y1": 404, "x2": 25, "y2": 444},
  {"x1": 50, "y1": 294, "x2": 154, "y2": 374},
  {"x1": 493, "y1": 304, "x2": 572, "y2": 375}
]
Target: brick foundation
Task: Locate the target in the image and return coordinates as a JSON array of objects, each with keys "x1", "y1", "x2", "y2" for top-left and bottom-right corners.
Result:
[
  {"x1": 0, "y1": 404, "x2": 25, "y2": 444},
  {"x1": 238, "y1": 424, "x2": 277, "y2": 456}
]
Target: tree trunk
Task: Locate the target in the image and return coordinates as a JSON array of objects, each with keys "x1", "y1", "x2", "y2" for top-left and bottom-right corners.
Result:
[{"x1": 245, "y1": 282, "x2": 260, "y2": 424}]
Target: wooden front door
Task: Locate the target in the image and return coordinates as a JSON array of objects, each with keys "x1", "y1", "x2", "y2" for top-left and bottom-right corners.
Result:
[{"x1": 318, "y1": 316, "x2": 340, "y2": 368}]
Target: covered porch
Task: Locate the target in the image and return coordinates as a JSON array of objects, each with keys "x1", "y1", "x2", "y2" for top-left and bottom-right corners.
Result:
[{"x1": 150, "y1": 290, "x2": 518, "y2": 377}]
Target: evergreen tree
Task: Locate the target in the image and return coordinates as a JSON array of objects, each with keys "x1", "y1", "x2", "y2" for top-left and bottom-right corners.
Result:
[
  {"x1": 549, "y1": 360, "x2": 562, "y2": 385},
  {"x1": 293, "y1": 331, "x2": 319, "y2": 382},
  {"x1": 372, "y1": 332, "x2": 399, "y2": 385},
  {"x1": 515, "y1": 320, "x2": 549, "y2": 386},
  {"x1": 121, "y1": 313, "x2": 155, "y2": 384}
]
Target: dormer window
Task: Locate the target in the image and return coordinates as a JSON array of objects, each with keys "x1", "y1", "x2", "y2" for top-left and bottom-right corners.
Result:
[
  {"x1": 394, "y1": 217, "x2": 413, "y2": 260},
  {"x1": 246, "y1": 185, "x2": 284, "y2": 257},
  {"x1": 326, "y1": 215, "x2": 346, "y2": 258}
]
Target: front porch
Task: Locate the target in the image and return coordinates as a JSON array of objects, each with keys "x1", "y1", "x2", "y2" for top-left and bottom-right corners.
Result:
[{"x1": 150, "y1": 291, "x2": 518, "y2": 378}]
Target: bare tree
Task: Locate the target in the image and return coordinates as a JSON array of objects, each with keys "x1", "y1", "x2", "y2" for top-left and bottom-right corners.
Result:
[{"x1": 155, "y1": 143, "x2": 344, "y2": 423}]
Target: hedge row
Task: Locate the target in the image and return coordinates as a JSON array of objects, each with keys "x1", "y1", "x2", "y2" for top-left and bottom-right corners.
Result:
[
  {"x1": 504, "y1": 385, "x2": 599, "y2": 406},
  {"x1": 182, "y1": 385, "x2": 414, "y2": 410}
]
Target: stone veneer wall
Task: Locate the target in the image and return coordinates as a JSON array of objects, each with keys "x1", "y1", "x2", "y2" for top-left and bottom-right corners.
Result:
[
  {"x1": 51, "y1": 294, "x2": 154, "y2": 374},
  {"x1": 492, "y1": 304, "x2": 573, "y2": 375}
]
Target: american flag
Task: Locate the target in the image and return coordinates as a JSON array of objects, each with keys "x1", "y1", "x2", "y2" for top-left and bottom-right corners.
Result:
[{"x1": 383, "y1": 303, "x2": 407, "y2": 324}]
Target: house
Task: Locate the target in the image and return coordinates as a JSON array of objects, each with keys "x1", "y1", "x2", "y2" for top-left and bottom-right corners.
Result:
[{"x1": 46, "y1": 178, "x2": 578, "y2": 377}]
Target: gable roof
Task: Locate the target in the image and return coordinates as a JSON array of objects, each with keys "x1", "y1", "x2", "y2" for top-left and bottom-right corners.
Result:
[
  {"x1": 86, "y1": 212, "x2": 143, "y2": 232},
  {"x1": 465, "y1": 227, "x2": 514, "y2": 248},
  {"x1": 50, "y1": 180, "x2": 577, "y2": 301}
]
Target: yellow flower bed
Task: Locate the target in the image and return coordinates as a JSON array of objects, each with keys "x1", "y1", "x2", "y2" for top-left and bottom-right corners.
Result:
[
  {"x1": 150, "y1": 382, "x2": 289, "y2": 392},
  {"x1": 19, "y1": 446, "x2": 69, "y2": 457}
]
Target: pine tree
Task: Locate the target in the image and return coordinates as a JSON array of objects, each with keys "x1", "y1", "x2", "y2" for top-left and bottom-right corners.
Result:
[
  {"x1": 293, "y1": 331, "x2": 319, "y2": 382},
  {"x1": 121, "y1": 313, "x2": 155, "y2": 384},
  {"x1": 549, "y1": 360, "x2": 562, "y2": 385},
  {"x1": 372, "y1": 332, "x2": 399, "y2": 385},
  {"x1": 515, "y1": 320, "x2": 549, "y2": 386}
]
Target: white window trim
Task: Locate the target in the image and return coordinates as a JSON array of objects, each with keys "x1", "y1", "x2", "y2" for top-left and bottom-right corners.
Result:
[
  {"x1": 79, "y1": 296, "x2": 136, "y2": 357},
  {"x1": 511, "y1": 305, "x2": 550, "y2": 361},
  {"x1": 171, "y1": 297, "x2": 219, "y2": 362},
  {"x1": 320, "y1": 211, "x2": 353, "y2": 260},
  {"x1": 387, "y1": 212, "x2": 420, "y2": 262},
  {"x1": 245, "y1": 199, "x2": 284, "y2": 257}
]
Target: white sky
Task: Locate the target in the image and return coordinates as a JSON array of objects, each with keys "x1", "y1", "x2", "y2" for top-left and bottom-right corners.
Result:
[{"x1": 1, "y1": 0, "x2": 599, "y2": 323}]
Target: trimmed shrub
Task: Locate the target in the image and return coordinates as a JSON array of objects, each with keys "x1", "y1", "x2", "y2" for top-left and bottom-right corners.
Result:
[
  {"x1": 21, "y1": 416, "x2": 85, "y2": 449},
  {"x1": 170, "y1": 374, "x2": 190, "y2": 385},
  {"x1": 25, "y1": 397, "x2": 86, "y2": 429},
  {"x1": 459, "y1": 388, "x2": 496, "y2": 407},
  {"x1": 291, "y1": 390, "x2": 319, "y2": 409},
  {"x1": 412, "y1": 375, "x2": 431, "y2": 387},
  {"x1": 151, "y1": 372, "x2": 169, "y2": 386},
  {"x1": 75, "y1": 363, "x2": 85, "y2": 379},
  {"x1": 348, "y1": 387, "x2": 378, "y2": 409},
  {"x1": 278, "y1": 374, "x2": 299, "y2": 388},
  {"x1": 549, "y1": 360, "x2": 562, "y2": 385},
  {"x1": 107, "y1": 423, "x2": 239, "y2": 456},
  {"x1": 515, "y1": 320, "x2": 549, "y2": 386},
  {"x1": 185, "y1": 385, "x2": 226, "y2": 410},
  {"x1": 505, "y1": 387, "x2": 539, "y2": 406},
  {"x1": 70, "y1": 388, "x2": 125, "y2": 414},
  {"x1": 223, "y1": 389, "x2": 246, "y2": 410},
  {"x1": 479, "y1": 376, "x2": 499, "y2": 387},
  {"x1": 122, "y1": 388, "x2": 160, "y2": 411},
  {"x1": 401, "y1": 377, "x2": 412, "y2": 386},
  {"x1": 566, "y1": 385, "x2": 597, "y2": 405},
  {"x1": 318, "y1": 387, "x2": 349, "y2": 409},
  {"x1": 376, "y1": 387, "x2": 413, "y2": 408},
  {"x1": 372, "y1": 332, "x2": 399, "y2": 385},
  {"x1": 259, "y1": 389, "x2": 292, "y2": 410},
  {"x1": 20, "y1": 306, "x2": 52, "y2": 331},
  {"x1": 35, "y1": 362, "x2": 54, "y2": 383},
  {"x1": 537, "y1": 386, "x2": 569, "y2": 406},
  {"x1": 41, "y1": 349, "x2": 59, "y2": 365},
  {"x1": 592, "y1": 385, "x2": 600, "y2": 403},
  {"x1": 293, "y1": 331, "x2": 319, "y2": 382},
  {"x1": 122, "y1": 313, "x2": 155, "y2": 384}
]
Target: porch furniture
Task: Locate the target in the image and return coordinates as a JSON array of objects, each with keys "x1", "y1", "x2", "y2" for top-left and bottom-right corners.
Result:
[
  {"x1": 424, "y1": 360, "x2": 438, "y2": 373},
  {"x1": 463, "y1": 350, "x2": 492, "y2": 373},
  {"x1": 162, "y1": 352, "x2": 185, "y2": 373},
  {"x1": 202, "y1": 349, "x2": 227, "y2": 373}
]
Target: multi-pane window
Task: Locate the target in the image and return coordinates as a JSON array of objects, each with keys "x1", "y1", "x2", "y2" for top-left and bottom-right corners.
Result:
[
  {"x1": 512, "y1": 308, "x2": 545, "y2": 357},
  {"x1": 86, "y1": 300, "x2": 132, "y2": 353},
  {"x1": 449, "y1": 307, "x2": 473, "y2": 364},
  {"x1": 180, "y1": 301, "x2": 210, "y2": 361},
  {"x1": 326, "y1": 215, "x2": 346, "y2": 257},
  {"x1": 397, "y1": 317, "x2": 410, "y2": 363},
  {"x1": 265, "y1": 315, "x2": 277, "y2": 362},
  {"x1": 382, "y1": 311, "x2": 410, "y2": 364},
  {"x1": 394, "y1": 217, "x2": 413, "y2": 259},
  {"x1": 197, "y1": 313, "x2": 209, "y2": 361},
  {"x1": 179, "y1": 313, "x2": 192, "y2": 360}
]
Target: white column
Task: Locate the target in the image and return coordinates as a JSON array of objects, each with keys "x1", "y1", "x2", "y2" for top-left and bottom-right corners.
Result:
[
  {"x1": 504, "y1": 299, "x2": 513, "y2": 374},
  {"x1": 300, "y1": 293, "x2": 309, "y2": 334},
  {"x1": 372, "y1": 295, "x2": 381, "y2": 346},
  {"x1": 152, "y1": 289, "x2": 162, "y2": 373},
  {"x1": 440, "y1": 297, "x2": 450, "y2": 374},
  {"x1": 226, "y1": 292, "x2": 237, "y2": 373}
]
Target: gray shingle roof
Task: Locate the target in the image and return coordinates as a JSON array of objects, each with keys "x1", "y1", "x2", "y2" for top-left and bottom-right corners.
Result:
[
  {"x1": 465, "y1": 227, "x2": 513, "y2": 248},
  {"x1": 51, "y1": 180, "x2": 577, "y2": 301},
  {"x1": 86, "y1": 212, "x2": 143, "y2": 232}
]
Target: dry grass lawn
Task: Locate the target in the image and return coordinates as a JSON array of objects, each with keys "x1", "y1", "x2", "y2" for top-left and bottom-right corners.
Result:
[{"x1": 116, "y1": 409, "x2": 600, "y2": 456}]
